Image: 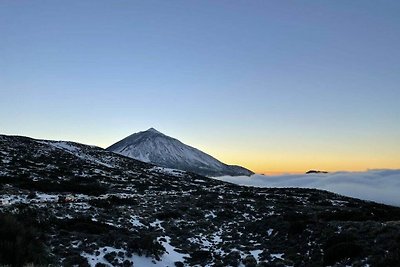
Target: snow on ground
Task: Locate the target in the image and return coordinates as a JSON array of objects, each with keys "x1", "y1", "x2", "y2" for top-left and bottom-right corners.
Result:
[
  {"x1": 81, "y1": 236, "x2": 189, "y2": 267},
  {"x1": 270, "y1": 253, "x2": 284, "y2": 260},
  {"x1": 150, "y1": 166, "x2": 186, "y2": 177},
  {"x1": 212, "y1": 229, "x2": 223, "y2": 243},
  {"x1": 130, "y1": 215, "x2": 145, "y2": 227},
  {"x1": 0, "y1": 195, "x2": 27, "y2": 206},
  {"x1": 46, "y1": 141, "x2": 80, "y2": 153},
  {"x1": 158, "y1": 236, "x2": 189, "y2": 266},
  {"x1": 82, "y1": 246, "x2": 157, "y2": 267},
  {"x1": 150, "y1": 219, "x2": 165, "y2": 231},
  {"x1": 249, "y1": 249, "x2": 263, "y2": 261},
  {"x1": 205, "y1": 211, "x2": 217, "y2": 219},
  {"x1": 213, "y1": 169, "x2": 400, "y2": 206},
  {"x1": 267, "y1": 228, "x2": 274, "y2": 236},
  {"x1": 2, "y1": 158, "x2": 11, "y2": 164},
  {"x1": 35, "y1": 193, "x2": 59, "y2": 202}
]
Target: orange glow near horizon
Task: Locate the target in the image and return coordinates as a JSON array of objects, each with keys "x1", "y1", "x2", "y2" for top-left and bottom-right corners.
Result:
[
  {"x1": 234, "y1": 160, "x2": 400, "y2": 175},
  {"x1": 196, "y1": 144, "x2": 400, "y2": 175},
  {"x1": 173, "y1": 126, "x2": 400, "y2": 176},
  {"x1": 231, "y1": 154, "x2": 400, "y2": 175}
]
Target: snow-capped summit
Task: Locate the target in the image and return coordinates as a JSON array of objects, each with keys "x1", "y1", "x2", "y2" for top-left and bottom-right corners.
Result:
[
  {"x1": 107, "y1": 128, "x2": 254, "y2": 177},
  {"x1": 146, "y1": 127, "x2": 162, "y2": 134}
]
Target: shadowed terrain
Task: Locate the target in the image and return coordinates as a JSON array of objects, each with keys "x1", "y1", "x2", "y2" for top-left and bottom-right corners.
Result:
[{"x1": 1, "y1": 134, "x2": 400, "y2": 266}]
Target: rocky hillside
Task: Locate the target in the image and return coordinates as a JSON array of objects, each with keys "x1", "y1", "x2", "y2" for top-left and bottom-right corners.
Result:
[
  {"x1": 107, "y1": 128, "x2": 253, "y2": 177},
  {"x1": 1, "y1": 134, "x2": 400, "y2": 266}
]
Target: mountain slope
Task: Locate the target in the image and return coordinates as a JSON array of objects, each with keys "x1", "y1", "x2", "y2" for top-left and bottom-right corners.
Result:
[
  {"x1": 107, "y1": 128, "x2": 254, "y2": 177},
  {"x1": 2, "y1": 134, "x2": 400, "y2": 266}
]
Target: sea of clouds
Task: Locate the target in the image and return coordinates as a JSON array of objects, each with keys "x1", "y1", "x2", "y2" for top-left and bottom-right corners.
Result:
[{"x1": 214, "y1": 169, "x2": 400, "y2": 207}]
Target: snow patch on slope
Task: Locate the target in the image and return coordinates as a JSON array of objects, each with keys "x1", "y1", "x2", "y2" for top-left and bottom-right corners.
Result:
[
  {"x1": 38, "y1": 141, "x2": 114, "y2": 168},
  {"x1": 81, "y1": 236, "x2": 188, "y2": 267}
]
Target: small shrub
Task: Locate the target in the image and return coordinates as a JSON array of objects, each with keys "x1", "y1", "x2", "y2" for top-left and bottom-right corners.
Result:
[
  {"x1": 323, "y1": 241, "x2": 362, "y2": 265},
  {"x1": 104, "y1": 251, "x2": 117, "y2": 263},
  {"x1": 155, "y1": 210, "x2": 182, "y2": 220},
  {"x1": 127, "y1": 234, "x2": 165, "y2": 258},
  {"x1": 239, "y1": 190, "x2": 255, "y2": 198},
  {"x1": 0, "y1": 214, "x2": 50, "y2": 266},
  {"x1": 323, "y1": 233, "x2": 362, "y2": 265},
  {"x1": 223, "y1": 251, "x2": 241, "y2": 267},
  {"x1": 242, "y1": 255, "x2": 257, "y2": 267},
  {"x1": 288, "y1": 220, "x2": 308, "y2": 236},
  {"x1": 190, "y1": 250, "x2": 213, "y2": 265},
  {"x1": 63, "y1": 254, "x2": 89, "y2": 267},
  {"x1": 57, "y1": 217, "x2": 115, "y2": 234}
]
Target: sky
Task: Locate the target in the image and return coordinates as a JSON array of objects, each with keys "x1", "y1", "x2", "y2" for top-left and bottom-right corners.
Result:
[{"x1": 1, "y1": 1, "x2": 399, "y2": 174}]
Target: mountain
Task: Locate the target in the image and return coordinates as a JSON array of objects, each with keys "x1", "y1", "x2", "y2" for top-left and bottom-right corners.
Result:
[
  {"x1": 2, "y1": 134, "x2": 400, "y2": 266},
  {"x1": 107, "y1": 128, "x2": 254, "y2": 177}
]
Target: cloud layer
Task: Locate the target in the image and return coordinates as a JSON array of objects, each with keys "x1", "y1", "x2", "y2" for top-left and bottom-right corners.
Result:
[{"x1": 214, "y1": 169, "x2": 400, "y2": 207}]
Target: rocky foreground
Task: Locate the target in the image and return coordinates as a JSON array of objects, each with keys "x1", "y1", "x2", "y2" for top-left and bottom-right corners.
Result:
[{"x1": 1, "y1": 134, "x2": 400, "y2": 267}]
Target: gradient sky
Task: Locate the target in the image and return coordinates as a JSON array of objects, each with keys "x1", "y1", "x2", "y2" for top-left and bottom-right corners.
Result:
[{"x1": 1, "y1": 1, "x2": 399, "y2": 174}]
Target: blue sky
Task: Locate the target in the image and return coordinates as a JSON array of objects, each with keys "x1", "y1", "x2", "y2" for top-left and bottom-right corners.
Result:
[{"x1": 1, "y1": 1, "x2": 399, "y2": 173}]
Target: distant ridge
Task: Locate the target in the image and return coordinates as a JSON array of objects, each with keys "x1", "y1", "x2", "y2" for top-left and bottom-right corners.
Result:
[
  {"x1": 306, "y1": 170, "x2": 329, "y2": 174},
  {"x1": 107, "y1": 128, "x2": 254, "y2": 177}
]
